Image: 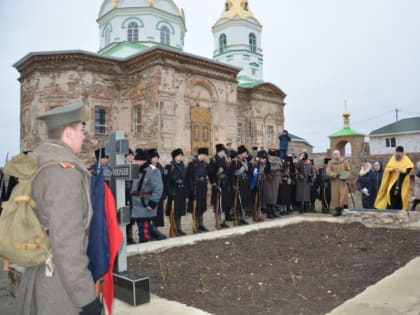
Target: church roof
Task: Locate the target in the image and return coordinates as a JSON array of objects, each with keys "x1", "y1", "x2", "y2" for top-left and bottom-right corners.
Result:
[
  {"x1": 214, "y1": 0, "x2": 261, "y2": 27},
  {"x1": 329, "y1": 127, "x2": 364, "y2": 138},
  {"x1": 369, "y1": 117, "x2": 420, "y2": 136},
  {"x1": 13, "y1": 46, "x2": 241, "y2": 77},
  {"x1": 288, "y1": 133, "x2": 313, "y2": 147},
  {"x1": 98, "y1": 0, "x2": 185, "y2": 22}
]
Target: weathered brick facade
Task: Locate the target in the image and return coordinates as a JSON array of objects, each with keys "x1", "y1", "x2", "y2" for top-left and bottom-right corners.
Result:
[{"x1": 15, "y1": 47, "x2": 286, "y2": 163}]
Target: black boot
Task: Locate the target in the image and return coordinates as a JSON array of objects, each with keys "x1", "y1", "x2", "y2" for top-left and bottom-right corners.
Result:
[
  {"x1": 267, "y1": 206, "x2": 274, "y2": 219},
  {"x1": 126, "y1": 222, "x2": 135, "y2": 244},
  {"x1": 151, "y1": 225, "x2": 167, "y2": 240},
  {"x1": 175, "y1": 217, "x2": 186, "y2": 236},
  {"x1": 299, "y1": 202, "x2": 304, "y2": 214},
  {"x1": 332, "y1": 208, "x2": 342, "y2": 217},
  {"x1": 198, "y1": 216, "x2": 209, "y2": 232},
  {"x1": 271, "y1": 206, "x2": 279, "y2": 218}
]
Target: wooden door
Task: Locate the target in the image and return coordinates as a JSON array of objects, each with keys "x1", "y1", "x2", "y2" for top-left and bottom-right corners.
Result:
[{"x1": 191, "y1": 107, "x2": 211, "y2": 155}]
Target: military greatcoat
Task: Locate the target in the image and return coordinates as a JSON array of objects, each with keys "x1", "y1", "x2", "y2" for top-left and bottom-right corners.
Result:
[{"x1": 15, "y1": 139, "x2": 96, "y2": 315}]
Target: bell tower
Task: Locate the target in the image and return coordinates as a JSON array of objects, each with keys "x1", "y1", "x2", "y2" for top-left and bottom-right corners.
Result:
[{"x1": 212, "y1": 0, "x2": 263, "y2": 87}]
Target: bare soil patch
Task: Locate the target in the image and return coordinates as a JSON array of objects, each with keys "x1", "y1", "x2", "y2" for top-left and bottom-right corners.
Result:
[{"x1": 128, "y1": 222, "x2": 420, "y2": 315}]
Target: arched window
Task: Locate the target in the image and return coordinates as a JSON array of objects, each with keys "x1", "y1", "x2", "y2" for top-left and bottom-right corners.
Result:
[
  {"x1": 104, "y1": 28, "x2": 111, "y2": 46},
  {"x1": 249, "y1": 33, "x2": 256, "y2": 53},
  {"x1": 219, "y1": 34, "x2": 227, "y2": 53},
  {"x1": 127, "y1": 22, "x2": 139, "y2": 42},
  {"x1": 160, "y1": 26, "x2": 170, "y2": 46}
]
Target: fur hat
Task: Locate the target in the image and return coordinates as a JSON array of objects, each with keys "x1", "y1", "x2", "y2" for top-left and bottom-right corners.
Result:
[
  {"x1": 237, "y1": 145, "x2": 248, "y2": 155},
  {"x1": 95, "y1": 147, "x2": 109, "y2": 160},
  {"x1": 171, "y1": 148, "x2": 184, "y2": 159},
  {"x1": 396, "y1": 146, "x2": 404, "y2": 153},
  {"x1": 148, "y1": 148, "x2": 160, "y2": 159},
  {"x1": 197, "y1": 147, "x2": 209, "y2": 155},
  {"x1": 124, "y1": 148, "x2": 134, "y2": 157},
  {"x1": 134, "y1": 148, "x2": 149, "y2": 161},
  {"x1": 215, "y1": 144, "x2": 226, "y2": 153},
  {"x1": 257, "y1": 150, "x2": 267, "y2": 159},
  {"x1": 268, "y1": 148, "x2": 277, "y2": 156}
]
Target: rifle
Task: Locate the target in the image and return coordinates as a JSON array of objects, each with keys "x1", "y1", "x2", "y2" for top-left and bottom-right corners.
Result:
[
  {"x1": 191, "y1": 185, "x2": 198, "y2": 234},
  {"x1": 346, "y1": 182, "x2": 355, "y2": 208},
  {"x1": 169, "y1": 197, "x2": 176, "y2": 237},
  {"x1": 253, "y1": 180, "x2": 260, "y2": 222},
  {"x1": 214, "y1": 179, "x2": 221, "y2": 229},
  {"x1": 232, "y1": 176, "x2": 239, "y2": 226},
  {"x1": 0, "y1": 153, "x2": 9, "y2": 202}
]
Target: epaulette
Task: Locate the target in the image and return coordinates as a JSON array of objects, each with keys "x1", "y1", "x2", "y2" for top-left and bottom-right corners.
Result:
[{"x1": 58, "y1": 162, "x2": 75, "y2": 169}]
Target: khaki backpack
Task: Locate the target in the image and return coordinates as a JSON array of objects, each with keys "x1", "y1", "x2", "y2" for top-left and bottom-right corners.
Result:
[{"x1": 0, "y1": 152, "x2": 61, "y2": 268}]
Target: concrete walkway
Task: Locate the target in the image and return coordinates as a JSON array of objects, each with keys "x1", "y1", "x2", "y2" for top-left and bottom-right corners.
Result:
[{"x1": 2, "y1": 214, "x2": 420, "y2": 314}]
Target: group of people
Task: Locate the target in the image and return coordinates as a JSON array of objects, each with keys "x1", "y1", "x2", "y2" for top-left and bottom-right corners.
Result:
[{"x1": 118, "y1": 143, "x2": 420, "y2": 244}]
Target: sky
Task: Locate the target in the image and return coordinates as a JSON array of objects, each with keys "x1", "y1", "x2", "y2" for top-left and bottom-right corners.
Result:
[{"x1": 1, "y1": 0, "x2": 420, "y2": 165}]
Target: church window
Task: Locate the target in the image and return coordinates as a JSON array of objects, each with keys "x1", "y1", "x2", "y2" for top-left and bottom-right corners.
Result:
[
  {"x1": 134, "y1": 105, "x2": 142, "y2": 133},
  {"x1": 266, "y1": 125, "x2": 274, "y2": 145},
  {"x1": 385, "y1": 137, "x2": 396, "y2": 148},
  {"x1": 95, "y1": 107, "x2": 107, "y2": 135},
  {"x1": 128, "y1": 22, "x2": 139, "y2": 42},
  {"x1": 249, "y1": 33, "x2": 257, "y2": 53},
  {"x1": 219, "y1": 34, "x2": 227, "y2": 53},
  {"x1": 104, "y1": 28, "x2": 111, "y2": 46},
  {"x1": 237, "y1": 122, "x2": 243, "y2": 144},
  {"x1": 160, "y1": 26, "x2": 170, "y2": 46}
]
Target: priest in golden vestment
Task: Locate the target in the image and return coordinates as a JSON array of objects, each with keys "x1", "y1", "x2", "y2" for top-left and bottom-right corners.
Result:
[{"x1": 375, "y1": 146, "x2": 413, "y2": 210}]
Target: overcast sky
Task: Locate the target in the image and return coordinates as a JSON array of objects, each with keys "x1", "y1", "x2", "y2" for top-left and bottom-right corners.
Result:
[{"x1": 1, "y1": 0, "x2": 420, "y2": 165}]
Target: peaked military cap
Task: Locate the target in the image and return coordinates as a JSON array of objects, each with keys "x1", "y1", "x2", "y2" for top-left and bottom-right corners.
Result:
[
  {"x1": 37, "y1": 102, "x2": 88, "y2": 130},
  {"x1": 197, "y1": 147, "x2": 209, "y2": 155}
]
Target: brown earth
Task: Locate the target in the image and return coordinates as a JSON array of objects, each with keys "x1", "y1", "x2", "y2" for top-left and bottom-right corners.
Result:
[{"x1": 128, "y1": 222, "x2": 420, "y2": 315}]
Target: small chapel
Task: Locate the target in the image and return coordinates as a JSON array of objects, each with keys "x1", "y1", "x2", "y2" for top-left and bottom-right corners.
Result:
[{"x1": 14, "y1": 0, "x2": 286, "y2": 161}]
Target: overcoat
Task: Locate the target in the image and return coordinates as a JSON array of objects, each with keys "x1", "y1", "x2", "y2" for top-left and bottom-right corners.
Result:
[
  {"x1": 327, "y1": 158, "x2": 351, "y2": 209},
  {"x1": 131, "y1": 164, "x2": 163, "y2": 219},
  {"x1": 295, "y1": 159, "x2": 313, "y2": 203},
  {"x1": 15, "y1": 139, "x2": 96, "y2": 315},
  {"x1": 263, "y1": 158, "x2": 282, "y2": 205},
  {"x1": 415, "y1": 172, "x2": 420, "y2": 200}
]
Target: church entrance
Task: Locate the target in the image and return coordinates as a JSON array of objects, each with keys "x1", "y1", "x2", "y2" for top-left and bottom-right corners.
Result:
[{"x1": 191, "y1": 107, "x2": 212, "y2": 155}]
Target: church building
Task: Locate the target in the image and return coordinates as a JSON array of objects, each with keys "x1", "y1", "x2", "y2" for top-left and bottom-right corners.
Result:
[{"x1": 14, "y1": 0, "x2": 286, "y2": 161}]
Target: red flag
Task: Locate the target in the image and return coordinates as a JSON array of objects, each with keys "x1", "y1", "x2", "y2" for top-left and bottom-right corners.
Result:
[{"x1": 103, "y1": 183, "x2": 123, "y2": 314}]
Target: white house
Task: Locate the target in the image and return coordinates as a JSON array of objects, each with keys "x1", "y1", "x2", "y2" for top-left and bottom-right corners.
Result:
[{"x1": 369, "y1": 117, "x2": 420, "y2": 155}]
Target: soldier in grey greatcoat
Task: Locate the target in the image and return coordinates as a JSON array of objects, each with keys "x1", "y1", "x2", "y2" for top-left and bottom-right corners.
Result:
[
  {"x1": 131, "y1": 149, "x2": 164, "y2": 242},
  {"x1": 15, "y1": 102, "x2": 102, "y2": 315}
]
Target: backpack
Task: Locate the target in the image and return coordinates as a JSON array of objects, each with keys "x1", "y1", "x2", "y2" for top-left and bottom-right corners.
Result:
[{"x1": 0, "y1": 152, "x2": 60, "y2": 268}]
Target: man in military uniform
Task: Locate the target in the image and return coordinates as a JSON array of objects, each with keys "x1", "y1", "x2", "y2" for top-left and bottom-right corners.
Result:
[
  {"x1": 251, "y1": 149, "x2": 267, "y2": 221},
  {"x1": 165, "y1": 148, "x2": 187, "y2": 236},
  {"x1": 277, "y1": 155, "x2": 295, "y2": 215},
  {"x1": 148, "y1": 148, "x2": 167, "y2": 240},
  {"x1": 327, "y1": 150, "x2": 351, "y2": 216},
  {"x1": 131, "y1": 149, "x2": 164, "y2": 242},
  {"x1": 15, "y1": 102, "x2": 102, "y2": 315},
  {"x1": 230, "y1": 145, "x2": 253, "y2": 225},
  {"x1": 186, "y1": 147, "x2": 210, "y2": 233},
  {"x1": 318, "y1": 157, "x2": 332, "y2": 213},
  {"x1": 208, "y1": 144, "x2": 231, "y2": 228},
  {"x1": 295, "y1": 151, "x2": 314, "y2": 213},
  {"x1": 124, "y1": 148, "x2": 136, "y2": 244},
  {"x1": 263, "y1": 148, "x2": 283, "y2": 218}
]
